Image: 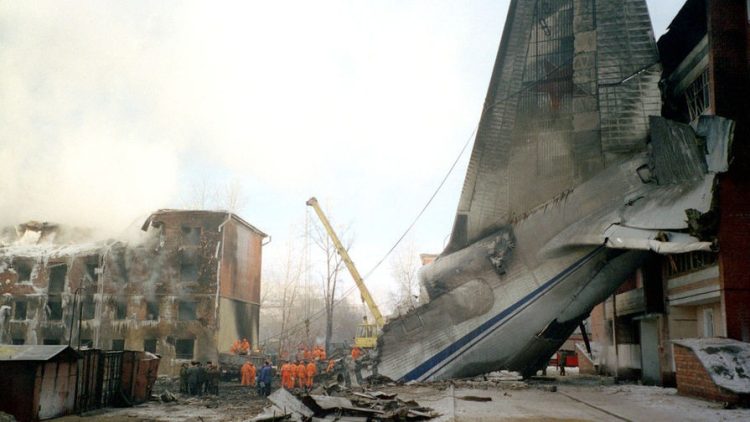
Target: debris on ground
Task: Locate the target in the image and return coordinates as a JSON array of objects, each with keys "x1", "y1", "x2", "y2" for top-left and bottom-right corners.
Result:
[
  {"x1": 252, "y1": 386, "x2": 439, "y2": 421},
  {"x1": 456, "y1": 395, "x2": 493, "y2": 402}
]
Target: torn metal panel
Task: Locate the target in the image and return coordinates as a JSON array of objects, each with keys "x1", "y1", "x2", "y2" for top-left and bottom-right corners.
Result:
[
  {"x1": 649, "y1": 116, "x2": 707, "y2": 184},
  {"x1": 267, "y1": 388, "x2": 314, "y2": 420},
  {"x1": 696, "y1": 115, "x2": 734, "y2": 173}
]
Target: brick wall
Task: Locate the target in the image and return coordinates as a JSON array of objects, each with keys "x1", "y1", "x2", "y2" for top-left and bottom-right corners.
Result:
[{"x1": 673, "y1": 344, "x2": 740, "y2": 403}]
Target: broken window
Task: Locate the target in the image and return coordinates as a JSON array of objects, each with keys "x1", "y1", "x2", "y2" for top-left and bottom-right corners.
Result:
[
  {"x1": 14, "y1": 259, "x2": 33, "y2": 283},
  {"x1": 666, "y1": 251, "x2": 718, "y2": 277},
  {"x1": 112, "y1": 339, "x2": 125, "y2": 351},
  {"x1": 47, "y1": 299, "x2": 63, "y2": 321},
  {"x1": 43, "y1": 338, "x2": 61, "y2": 345},
  {"x1": 144, "y1": 339, "x2": 157, "y2": 354},
  {"x1": 81, "y1": 295, "x2": 96, "y2": 320},
  {"x1": 175, "y1": 339, "x2": 195, "y2": 359},
  {"x1": 84, "y1": 256, "x2": 99, "y2": 281},
  {"x1": 685, "y1": 68, "x2": 710, "y2": 122},
  {"x1": 11, "y1": 338, "x2": 24, "y2": 345},
  {"x1": 114, "y1": 300, "x2": 127, "y2": 320},
  {"x1": 180, "y1": 256, "x2": 199, "y2": 282},
  {"x1": 178, "y1": 301, "x2": 196, "y2": 320},
  {"x1": 48, "y1": 264, "x2": 67, "y2": 293},
  {"x1": 181, "y1": 226, "x2": 202, "y2": 245},
  {"x1": 13, "y1": 301, "x2": 27, "y2": 320},
  {"x1": 146, "y1": 300, "x2": 159, "y2": 321}
]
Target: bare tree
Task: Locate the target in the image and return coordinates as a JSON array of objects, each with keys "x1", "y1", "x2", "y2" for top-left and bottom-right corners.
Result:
[
  {"x1": 389, "y1": 241, "x2": 421, "y2": 315},
  {"x1": 310, "y1": 208, "x2": 352, "y2": 355},
  {"x1": 180, "y1": 178, "x2": 246, "y2": 212}
]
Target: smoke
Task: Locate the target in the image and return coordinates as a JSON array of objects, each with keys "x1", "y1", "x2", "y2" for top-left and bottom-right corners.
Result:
[{"x1": 0, "y1": 1, "x2": 188, "y2": 236}]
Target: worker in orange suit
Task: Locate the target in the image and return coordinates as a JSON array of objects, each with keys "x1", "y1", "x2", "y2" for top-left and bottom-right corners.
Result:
[
  {"x1": 303, "y1": 348, "x2": 312, "y2": 361},
  {"x1": 351, "y1": 346, "x2": 362, "y2": 360},
  {"x1": 231, "y1": 339, "x2": 241, "y2": 354},
  {"x1": 240, "y1": 360, "x2": 253, "y2": 386},
  {"x1": 320, "y1": 347, "x2": 327, "y2": 360},
  {"x1": 326, "y1": 358, "x2": 335, "y2": 373},
  {"x1": 280, "y1": 361, "x2": 292, "y2": 390},
  {"x1": 241, "y1": 338, "x2": 251, "y2": 355},
  {"x1": 306, "y1": 360, "x2": 317, "y2": 388},
  {"x1": 296, "y1": 360, "x2": 307, "y2": 390}
]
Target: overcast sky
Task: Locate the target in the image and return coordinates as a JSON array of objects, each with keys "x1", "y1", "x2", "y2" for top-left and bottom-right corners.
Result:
[{"x1": 0, "y1": 0, "x2": 686, "y2": 311}]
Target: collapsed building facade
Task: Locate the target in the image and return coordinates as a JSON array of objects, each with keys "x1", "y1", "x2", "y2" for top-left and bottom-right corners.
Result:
[
  {"x1": 0, "y1": 210, "x2": 266, "y2": 375},
  {"x1": 375, "y1": 0, "x2": 742, "y2": 383}
]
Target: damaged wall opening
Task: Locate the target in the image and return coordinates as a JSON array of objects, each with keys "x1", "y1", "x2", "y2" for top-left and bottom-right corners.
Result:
[
  {"x1": 47, "y1": 299, "x2": 62, "y2": 320},
  {"x1": 13, "y1": 301, "x2": 26, "y2": 320},
  {"x1": 80, "y1": 338, "x2": 93, "y2": 348},
  {"x1": 43, "y1": 338, "x2": 60, "y2": 345},
  {"x1": 114, "y1": 300, "x2": 127, "y2": 320},
  {"x1": 13, "y1": 259, "x2": 32, "y2": 282},
  {"x1": 146, "y1": 300, "x2": 159, "y2": 320},
  {"x1": 181, "y1": 226, "x2": 201, "y2": 245},
  {"x1": 81, "y1": 295, "x2": 95, "y2": 320},
  {"x1": 48, "y1": 264, "x2": 67, "y2": 293},
  {"x1": 112, "y1": 339, "x2": 125, "y2": 350},
  {"x1": 175, "y1": 339, "x2": 194, "y2": 359},
  {"x1": 178, "y1": 301, "x2": 196, "y2": 320},
  {"x1": 11, "y1": 338, "x2": 24, "y2": 345},
  {"x1": 180, "y1": 256, "x2": 199, "y2": 283},
  {"x1": 144, "y1": 339, "x2": 157, "y2": 354}
]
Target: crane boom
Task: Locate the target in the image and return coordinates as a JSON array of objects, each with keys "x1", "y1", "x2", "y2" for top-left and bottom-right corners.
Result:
[{"x1": 306, "y1": 197, "x2": 385, "y2": 327}]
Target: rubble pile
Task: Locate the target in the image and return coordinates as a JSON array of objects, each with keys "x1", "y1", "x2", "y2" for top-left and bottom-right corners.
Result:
[{"x1": 251, "y1": 386, "x2": 440, "y2": 421}]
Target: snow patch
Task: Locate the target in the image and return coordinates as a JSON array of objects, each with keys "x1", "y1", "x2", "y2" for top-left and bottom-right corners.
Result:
[{"x1": 674, "y1": 338, "x2": 750, "y2": 394}]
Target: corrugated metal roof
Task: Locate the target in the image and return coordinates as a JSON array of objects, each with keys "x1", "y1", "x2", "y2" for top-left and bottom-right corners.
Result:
[{"x1": 0, "y1": 345, "x2": 81, "y2": 361}]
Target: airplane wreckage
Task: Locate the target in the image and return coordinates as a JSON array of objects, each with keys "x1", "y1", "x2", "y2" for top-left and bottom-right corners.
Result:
[{"x1": 375, "y1": 0, "x2": 734, "y2": 381}]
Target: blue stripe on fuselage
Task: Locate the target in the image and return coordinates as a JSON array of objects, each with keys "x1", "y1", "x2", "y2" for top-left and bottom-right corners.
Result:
[{"x1": 401, "y1": 246, "x2": 604, "y2": 381}]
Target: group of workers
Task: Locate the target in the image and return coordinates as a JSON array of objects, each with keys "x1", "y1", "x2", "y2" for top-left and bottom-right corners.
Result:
[
  {"x1": 239, "y1": 359, "x2": 274, "y2": 396},
  {"x1": 230, "y1": 338, "x2": 252, "y2": 355},
  {"x1": 179, "y1": 361, "x2": 220, "y2": 395},
  {"x1": 279, "y1": 359, "x2": 319, "y2": 391}
]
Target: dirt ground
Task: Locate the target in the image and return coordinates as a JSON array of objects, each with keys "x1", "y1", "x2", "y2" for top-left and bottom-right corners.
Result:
[{"x1": 52, "y1": 369, "x2": 750, "y2": 422}]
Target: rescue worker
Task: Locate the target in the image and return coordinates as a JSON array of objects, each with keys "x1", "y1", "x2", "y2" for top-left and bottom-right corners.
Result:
[
  {"x1": 179, "y1": 362, "x2": 189, "y2": 393},
  {"x1": 198, "y1": 362, "x2": 208, "y2": 395},
  {"x1": 258, "y1": 360, "x2": 273, "y2": 397},
  {"x1": 241, "y1": 360, "x2": 253, "y2": 386},
  {"x1": 241, "y1": 338, "x2": 250, "y2": 355},
  {"x1": 351, "y1": 346, "x2": 362, "y2": 360},
  {"x1": 279, "y1": 360, "x2": 290, "y2": 390},
  {"x1": 248, "y1": 362, "x2": 256, "y2": 387},
  {"x1": 187, "y1": 361, "x2": 200, "y2": 395},
  {"x1": 303, "y1": 348, "x2": 312, "y2": 361},
  {"x1": 231, "y1": 339, "x2": 241, "y2": 354},
  {"x1": 326, "y1": 358, "x2": 335, "y2": 374},
  {"x1": 320, "y1": 347, "x2": 327, "y2": 360},
  {"x1": 305, "y1": 359, "x2": 317, "y2": 389},
  {"x1": 208, "y1": 363, "x2": 220, "y2": 394},
  {"x1": 295, "y1": 360, "x2": 307, "y2": 390}
]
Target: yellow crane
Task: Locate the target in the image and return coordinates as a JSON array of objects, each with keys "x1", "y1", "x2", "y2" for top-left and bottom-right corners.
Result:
[{"x1": 306, "y1": 197, "x2": 384, "y2": 348}]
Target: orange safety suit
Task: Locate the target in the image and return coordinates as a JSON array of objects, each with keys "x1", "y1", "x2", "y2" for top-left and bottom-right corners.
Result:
[
  {"x1": 296, "y1": 363, "x2": 307, "y2": 389},
  {"x1": 351, "y1": 346, "x2": 362, "y2": 360},
  {"x1": 280, "y1": 363, "x2": 293, "y2": 389},
  {"x1": 231, "y1": 339, "x2": 242, "y2": 354},
  {"x1": 241, "y1": 339, "x2": 251, "y2": 354},
  {"x1": 241, "y1": 362, "x2": 253, "y2": 385},
  {"x1": 306, "y1": 362, "x2": 317, "y2": 388},
  {"x1": 248, "y1": 363, "x2": 256, "y2": 387}
]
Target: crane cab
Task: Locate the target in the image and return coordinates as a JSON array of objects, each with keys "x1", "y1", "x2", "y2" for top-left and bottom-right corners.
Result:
[{"x1": 354, "y1": 316, "x2": 379, "y2": 349}]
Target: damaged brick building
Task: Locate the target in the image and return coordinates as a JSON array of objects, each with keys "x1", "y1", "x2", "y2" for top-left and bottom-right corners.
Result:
[{"x1": 0, "y1": 210, "x2": 266, "y2": 375}]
